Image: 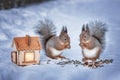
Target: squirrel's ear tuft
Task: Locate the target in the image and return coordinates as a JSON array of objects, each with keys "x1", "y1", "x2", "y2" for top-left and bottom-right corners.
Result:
[
  {"x1": 64, "y1": 26, "x2": 67, "y2": 33},
  {"x1": 86, "y1": 24, "x2": 90, "y2": 33},
  {"x1": 61, "y1": 26, "x2": 64, "y2": 32},
  {"x1": 62, "y1": 26, "x2": 67, "y2": 33},
  {"x1": 82, "y1": 24, "x2": 85, "y2": 31}
]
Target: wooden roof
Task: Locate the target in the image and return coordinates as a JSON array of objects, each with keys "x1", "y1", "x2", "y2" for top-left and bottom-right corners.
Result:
[{"x1": 12, "y1": 35, "x2": 42, "y2": 51}]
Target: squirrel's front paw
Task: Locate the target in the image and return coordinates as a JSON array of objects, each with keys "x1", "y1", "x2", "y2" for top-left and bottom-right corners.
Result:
[
  {"x1": 82, "y1": 58, "x2": 87, "y2": 62},
  {"x1": 79, "y1": 43, "x2": 85, "y2": 49},
  {"x1": 58, "y1": 55, "x2": 66, "y2": 59},
  {"x1": 53, "y1": 55, "x2": 66, "y2": 60}
]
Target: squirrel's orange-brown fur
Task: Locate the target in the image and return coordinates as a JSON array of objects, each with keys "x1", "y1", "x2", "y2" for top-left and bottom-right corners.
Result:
[
  {"x1": 79, "y1": 21, "x2": 107, "y2": 63},
  {"x1": 36, "y1": 19, "x2": 71, "y2": 59}
]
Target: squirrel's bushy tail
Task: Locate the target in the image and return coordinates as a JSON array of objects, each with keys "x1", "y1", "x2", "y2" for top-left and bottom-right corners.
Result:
[
  {"x1": 89, "y1": 21, "x2": 107, "y2": 51},
  {"x1": 36, "y1": 19, "x2": 56, "y2": 49}
]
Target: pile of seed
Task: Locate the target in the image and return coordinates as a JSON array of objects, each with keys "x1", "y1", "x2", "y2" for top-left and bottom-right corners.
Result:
[
  {"x1": 56, "y1": 60, "x2": 82, "y2": 67},
  {"x1": 56, "y1": 59, "x2": 113, "y2": 68}
]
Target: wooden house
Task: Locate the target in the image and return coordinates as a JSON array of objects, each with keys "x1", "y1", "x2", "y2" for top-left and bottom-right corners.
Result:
[{"x1": 11, "y1": 35, "x2": 42, "y2": 66}]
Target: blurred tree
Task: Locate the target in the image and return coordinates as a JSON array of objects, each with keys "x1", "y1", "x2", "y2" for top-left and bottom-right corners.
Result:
[
  {"x1": 14, "y1": 0, "x2": 19, "y2": 8},
  {"x1": 0, "y1": 0, "x2": 51, "y2": 10},
  {"x1": 0, "y1": 0, "x2": 4, "y2": 9},
  {"x1": 21, "y1": 0, "x2": 25, "y2": 6},
  {"x1": 4, "y1": 0, "x2": 10, "y2": 9}
]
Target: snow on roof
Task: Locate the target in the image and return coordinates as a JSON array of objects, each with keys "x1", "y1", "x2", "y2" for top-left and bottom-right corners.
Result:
[{"x1": 12, "y1": 35, "x2": 42, "y2": 50}]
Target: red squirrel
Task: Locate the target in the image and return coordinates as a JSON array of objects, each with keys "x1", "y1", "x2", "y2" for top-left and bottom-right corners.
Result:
[
  {"x1": 79, "y1": 21, "x2": 107, "y2": 67},
  {"x1": 36, "y1": 19, "x2": 71, "y2": 59}
]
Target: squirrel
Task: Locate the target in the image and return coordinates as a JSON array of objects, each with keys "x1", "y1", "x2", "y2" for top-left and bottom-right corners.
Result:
[
  {"x1": 36, "y1": 19, "x2": 71, "y2": 59},
  {"x1": 79, "y1": 21, "x2": 107, "y2": 66}
]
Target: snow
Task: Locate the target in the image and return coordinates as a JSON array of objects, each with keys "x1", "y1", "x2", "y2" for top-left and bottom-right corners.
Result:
[{"x1": 0, "y1": 0, "x2": 120, "y2": 80}]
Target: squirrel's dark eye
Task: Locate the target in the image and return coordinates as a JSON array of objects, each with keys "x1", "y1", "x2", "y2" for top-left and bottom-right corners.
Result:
[{"x1": 65, "y1": 39, "x2": 66, "y2": 40}]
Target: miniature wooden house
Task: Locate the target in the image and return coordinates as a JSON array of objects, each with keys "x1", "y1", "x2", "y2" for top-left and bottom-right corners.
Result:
[{"x1": 11, "y1": 35, "x2": 42, "y2": 66}]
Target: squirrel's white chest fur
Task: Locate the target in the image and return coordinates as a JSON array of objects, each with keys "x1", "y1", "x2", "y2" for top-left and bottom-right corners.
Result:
[
  {"x1": 50, "y1": 48, "x2": 63, "y2": 56},
  {"x1": 83, "y1": 47, "x2": 99, "y2": 58}
]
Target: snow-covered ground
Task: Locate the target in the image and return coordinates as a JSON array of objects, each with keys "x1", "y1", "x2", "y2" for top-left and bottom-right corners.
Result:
[{"x1": 0, "y1": 0, "x2": 120, "y2": 80}]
